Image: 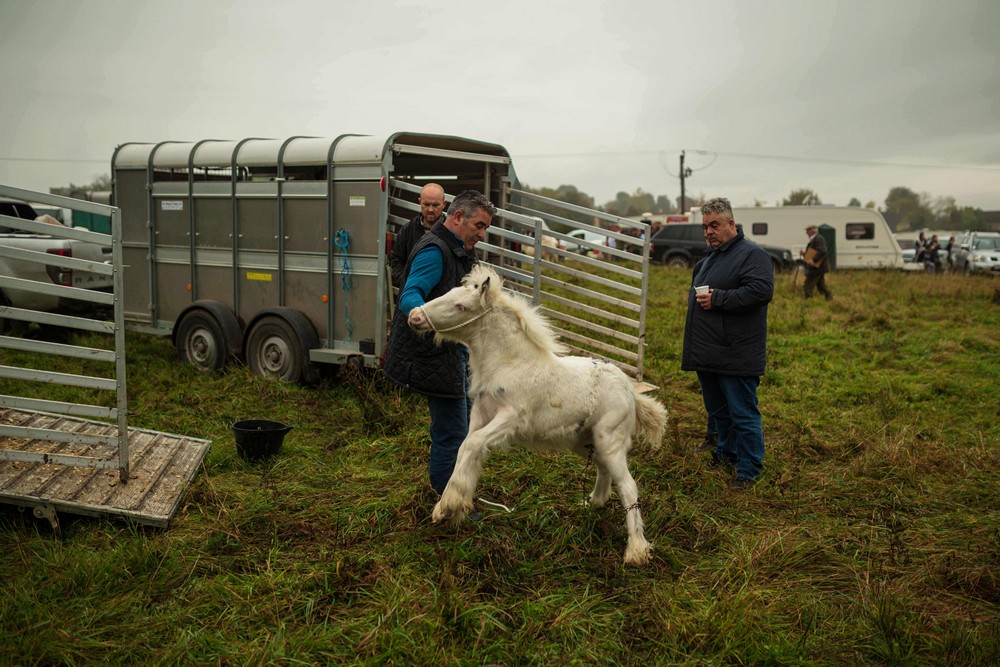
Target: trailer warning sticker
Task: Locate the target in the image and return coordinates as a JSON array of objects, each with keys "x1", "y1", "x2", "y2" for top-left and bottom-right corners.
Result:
[
  {"x1": 349, "y1": 195, "x2": 366, "y2": 207},
  {"x1": 161, "y1": 200, "x2": 184, "y2": 211},
  {"x1": 246, "y1": 272, "x2": 272, "y2": 282}
]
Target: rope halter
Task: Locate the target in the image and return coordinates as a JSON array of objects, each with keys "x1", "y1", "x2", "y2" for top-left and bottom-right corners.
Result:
[{"x1": 420, "y1": 305, "x2": 493, "y2": 333}]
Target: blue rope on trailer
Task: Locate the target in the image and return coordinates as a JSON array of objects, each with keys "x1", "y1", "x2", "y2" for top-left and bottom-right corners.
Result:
[{"x1": 334, "y1": 228, "x2": 353, "y2": 340}]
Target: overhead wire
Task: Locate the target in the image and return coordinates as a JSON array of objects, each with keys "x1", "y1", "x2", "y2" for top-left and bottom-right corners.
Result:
[{"x1": 517, "y1": 148, "x2": 1000, "y2": 173}]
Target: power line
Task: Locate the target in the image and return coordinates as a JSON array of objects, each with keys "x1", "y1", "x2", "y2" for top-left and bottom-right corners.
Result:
[
  {"x1": 0, "y1": 156, "x2": 107, "y2": 164},
  {"x1": 693, "y1": 149, "x2": 1000, "y2": 172},
  {"x1": 516, "y1": 148, "x2": 1000, "y2": 173}
]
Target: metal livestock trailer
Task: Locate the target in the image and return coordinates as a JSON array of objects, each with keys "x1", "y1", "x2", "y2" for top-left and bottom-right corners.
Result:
[{"x1": 111, "y1": 132, "x2": 652, "y2": 384}]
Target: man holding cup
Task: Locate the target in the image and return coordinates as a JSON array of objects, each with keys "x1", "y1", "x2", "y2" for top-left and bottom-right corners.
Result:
[{"x1": 682, "y1": 198, "x2": 774, "y2": 489}]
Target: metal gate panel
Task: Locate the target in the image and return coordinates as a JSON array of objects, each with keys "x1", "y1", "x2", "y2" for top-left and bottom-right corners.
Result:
[
  {"x1": 499, "y1": 187, "x2": 650, "y2": 380},
  {"x1": 0, "y1": 184, "x2": 129, "y2": 479},
  {"x1": 386, "y1": 179, "x2": 651, "y2": 380}
]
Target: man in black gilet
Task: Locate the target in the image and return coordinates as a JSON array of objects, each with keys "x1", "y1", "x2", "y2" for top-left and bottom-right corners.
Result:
[{"x1": 383, "y1": 190, "x2": 496, "y2": 495}]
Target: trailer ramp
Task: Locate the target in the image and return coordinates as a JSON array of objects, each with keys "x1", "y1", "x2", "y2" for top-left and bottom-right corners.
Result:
[{"x1": 0, "y1": 408, "x2": 210, "y2": 535}]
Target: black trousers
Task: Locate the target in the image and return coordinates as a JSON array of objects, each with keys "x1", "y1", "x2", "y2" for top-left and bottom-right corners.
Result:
[{"x1": 803, "y1": 271, "x2": 832, "y2": 299}]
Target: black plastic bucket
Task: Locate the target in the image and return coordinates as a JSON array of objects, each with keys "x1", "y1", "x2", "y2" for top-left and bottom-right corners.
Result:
[{"x1": 231, "y1": 420, "x2": 292, "y2": 461}]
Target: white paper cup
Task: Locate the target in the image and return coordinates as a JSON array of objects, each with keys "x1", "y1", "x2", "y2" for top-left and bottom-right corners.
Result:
[{"x1": 695, "y1": 285, "x2": 710, "y2": 295}]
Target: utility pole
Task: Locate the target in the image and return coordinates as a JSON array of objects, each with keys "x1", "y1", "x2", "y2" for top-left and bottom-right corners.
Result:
[
  {"x1": 679, "y1": 151, "x2": 692, "y2": 214},
  {"x1": 679, "y1": 151, "x2": 685, "y2": 213}
]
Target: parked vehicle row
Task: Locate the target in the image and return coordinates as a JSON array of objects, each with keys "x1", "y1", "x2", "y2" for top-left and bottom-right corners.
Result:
[
  {"x1": 562, "y1": 228, "x2": 608, "y2": 255},
  {"x1": 686, "y1": 206, "x2": 903, "y2": 269},
  {"x1": 953, "y1": 231, "x2": 1000, "y2": 275},
  {"x1": 649, "y1": 222, "x2": 795, "y2": 272}
]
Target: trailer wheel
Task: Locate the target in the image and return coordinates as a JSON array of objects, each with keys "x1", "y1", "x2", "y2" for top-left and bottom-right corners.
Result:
[
  {"x1": 176, "y1": 310, "x2": 227, "y2": 371},
  {"x1": 666, "y1": 255, "x2": 690, "y2": 269},
  {"x1": 246, "y1": 316, "x2": 307, "y2": 383}
]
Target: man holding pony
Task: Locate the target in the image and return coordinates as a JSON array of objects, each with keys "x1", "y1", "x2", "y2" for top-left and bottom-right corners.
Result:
[{"x1": 383, "y1": 190, "x2": 496, "y2": 495}]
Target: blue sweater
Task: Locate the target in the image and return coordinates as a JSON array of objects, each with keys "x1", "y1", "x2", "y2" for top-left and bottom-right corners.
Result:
[
  {"x1": 383, "y1": 223, "x2": 473, "y2": 398},
  {"x1": 398, "y1": 245, "x2": 444, "y2": 314},
  {"x1": 681, "y1": 231, "x2": 774, "y2": 377}
]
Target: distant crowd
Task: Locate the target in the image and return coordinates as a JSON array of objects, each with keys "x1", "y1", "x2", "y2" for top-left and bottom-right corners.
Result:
[{"x1": 912, "y1": 232, "x2": 957, "y2": 273}]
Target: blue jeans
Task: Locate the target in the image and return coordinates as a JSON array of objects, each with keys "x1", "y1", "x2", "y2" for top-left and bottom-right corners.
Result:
[
  {"x1": 697, "y1": 371, "x2": 765, "y2": 481},
  {"x1": 425, "y1": 367, "x2": 471, "y2": 494}
]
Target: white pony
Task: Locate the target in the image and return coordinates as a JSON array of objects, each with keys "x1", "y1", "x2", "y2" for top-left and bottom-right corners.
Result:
[{"x1": 408, "y1": 264, "x2": 667, "y2": 565}]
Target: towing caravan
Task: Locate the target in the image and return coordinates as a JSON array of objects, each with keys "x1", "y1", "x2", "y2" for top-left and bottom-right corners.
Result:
[{"x1": 689, "y1": 206, "x2": 903, "y2": 269}]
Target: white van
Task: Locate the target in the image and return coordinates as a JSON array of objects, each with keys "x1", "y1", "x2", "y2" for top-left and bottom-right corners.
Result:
[{"x1": 688, "y1": 206, "x2": 903, "y2": 269}]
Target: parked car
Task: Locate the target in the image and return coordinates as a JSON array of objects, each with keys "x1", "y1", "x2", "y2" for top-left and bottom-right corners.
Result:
[
  {"x1": 562, "y1": 229, "x2": 607, "y2": 255},
  {"x1": 953, "y1": 231, "x2": 1000, "y2": 275},
  {"x1": 0, "y1": 198, "x2": 113, "y2": 324},
  {"x1": 649, "y1": 223, "x2": 794, "y2": 272}
]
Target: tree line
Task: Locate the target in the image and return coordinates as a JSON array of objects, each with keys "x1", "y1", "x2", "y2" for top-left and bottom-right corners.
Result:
[{"x1": 518, "y1": 184, "x2": 993, "y2": 232}]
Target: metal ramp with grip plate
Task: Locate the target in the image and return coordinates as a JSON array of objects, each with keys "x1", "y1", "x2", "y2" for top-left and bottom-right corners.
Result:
[
  {"x1": 0, "y1": 184, "x2": 210, "y2": 534},
  {"x1": 0, "y1": 408, "x2": 210, "y2": 535}
]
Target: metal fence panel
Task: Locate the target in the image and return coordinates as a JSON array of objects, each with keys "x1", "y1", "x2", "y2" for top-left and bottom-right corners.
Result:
[{"x1": 0, "y1": 184, "x2": 129, "y2": 481}]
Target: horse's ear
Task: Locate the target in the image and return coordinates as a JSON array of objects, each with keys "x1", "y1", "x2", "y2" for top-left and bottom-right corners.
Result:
[{"x1": 480, "y1": 276, "x2": 491, "y2": 298}]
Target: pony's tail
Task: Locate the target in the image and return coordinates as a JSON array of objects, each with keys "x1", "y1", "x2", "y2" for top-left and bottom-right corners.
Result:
[{"x1": 634, "y1": 393, "x2": 667, "y2": 448}]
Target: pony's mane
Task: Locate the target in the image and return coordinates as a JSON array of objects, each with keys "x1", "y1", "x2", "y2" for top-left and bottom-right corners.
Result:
[{"x1": 463, "y1": 264, "x2": 569, "y2": 356}]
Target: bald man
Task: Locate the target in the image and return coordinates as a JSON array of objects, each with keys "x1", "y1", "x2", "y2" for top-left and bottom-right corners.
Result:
[{"x1": 390, "y1": 183, "x2": 447, "y2": 289}]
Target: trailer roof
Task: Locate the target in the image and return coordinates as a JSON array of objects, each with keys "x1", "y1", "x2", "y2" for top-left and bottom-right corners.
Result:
[{"x1": 112, "y1": 132, "x2": 511, "y2": 170}]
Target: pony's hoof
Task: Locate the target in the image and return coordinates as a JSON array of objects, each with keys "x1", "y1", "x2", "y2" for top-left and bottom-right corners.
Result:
[
  {"x1": 623, "y1": 543, "x2": 652, "y2": 566},
  {"x1": 432, "y1": 500, "x2": 470, "y2": 528},
  {"x1": 586, "y1": 493, "x2": 610, "y2": 508},
  {"x1": 431, "y1": 501, "x2": 450, "y2": 524}
]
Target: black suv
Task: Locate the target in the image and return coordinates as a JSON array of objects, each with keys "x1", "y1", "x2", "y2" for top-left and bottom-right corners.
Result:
[{"x1": 650, "y1": 223, "x2": 794, "y2": 272}]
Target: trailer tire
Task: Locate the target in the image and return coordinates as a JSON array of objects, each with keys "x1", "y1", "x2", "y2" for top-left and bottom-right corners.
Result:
[
  {"x1": 245, "y1": 314, "x2": 319, "y2": 384},
  {"x1": 175, "y1": 310, "x2": 229, "y2": 371}
]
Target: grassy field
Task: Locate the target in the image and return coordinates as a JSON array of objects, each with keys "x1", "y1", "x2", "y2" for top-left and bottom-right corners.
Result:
[{"x1": 1, "y1": 268, "x2": 998, "y2": 665}]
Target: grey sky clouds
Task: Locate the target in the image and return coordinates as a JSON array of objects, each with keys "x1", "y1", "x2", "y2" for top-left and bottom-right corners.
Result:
[{"x1": 2, "y1": 0, "x2": 997, "y2": 210}]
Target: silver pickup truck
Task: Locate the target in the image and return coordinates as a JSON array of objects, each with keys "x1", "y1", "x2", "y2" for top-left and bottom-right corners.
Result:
[{"x1": 0, "y1": 198, "x2": 113, "y2": 319}]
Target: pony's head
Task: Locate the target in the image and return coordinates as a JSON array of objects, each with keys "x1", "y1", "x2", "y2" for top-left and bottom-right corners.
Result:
[
  {"x1": 408, "y1": 264, "x2": 501, "y2": 341},
  {"x1": 409, "y1": 264, "x2": 567, "y2": 356}
]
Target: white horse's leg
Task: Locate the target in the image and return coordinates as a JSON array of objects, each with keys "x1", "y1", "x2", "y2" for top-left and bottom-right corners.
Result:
[
  {"x1": 598, "y1": 444, "x2": 651, "y2": 566},
  {"x1": 433, "y1": 406, "x2": 518, "y2": 528},
  {"x1": 587, "y1": 457, "x2": 613, "y2": 507}
]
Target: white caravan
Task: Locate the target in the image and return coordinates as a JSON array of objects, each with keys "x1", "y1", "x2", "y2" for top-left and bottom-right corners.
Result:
[{"x1": 688, "y1": 206, "x2": 903, "y2": 269}]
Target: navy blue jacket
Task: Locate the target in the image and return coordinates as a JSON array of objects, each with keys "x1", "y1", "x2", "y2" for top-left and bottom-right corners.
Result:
[{"x1": 681, "y1": 230, "x2": 773, "y2": 377}]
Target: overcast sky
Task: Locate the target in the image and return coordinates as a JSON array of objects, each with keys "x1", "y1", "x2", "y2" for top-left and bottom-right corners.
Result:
[{"x1": 2, "y1": 0, "x2": 998, "y2": 212}]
